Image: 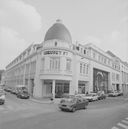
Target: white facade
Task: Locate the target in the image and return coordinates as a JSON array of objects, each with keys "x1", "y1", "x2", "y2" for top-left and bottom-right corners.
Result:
[{"x1": 5, "y1": 20, "x2": 128, "y2": 98}]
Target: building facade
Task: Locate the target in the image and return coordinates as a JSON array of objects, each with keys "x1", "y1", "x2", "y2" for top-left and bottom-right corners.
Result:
[{"x1": 5, "y1": 20, "x2": 128, "y2": 98}]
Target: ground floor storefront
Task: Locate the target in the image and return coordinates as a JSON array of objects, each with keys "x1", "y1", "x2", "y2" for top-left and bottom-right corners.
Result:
[{"x1": 33, "y1": 79, "x2": 90, "y2": 98}]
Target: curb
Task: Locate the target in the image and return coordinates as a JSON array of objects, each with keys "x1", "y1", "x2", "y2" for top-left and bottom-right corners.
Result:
[{"x1": 30, "y1": 98, "x2": 54, "y2": 104}]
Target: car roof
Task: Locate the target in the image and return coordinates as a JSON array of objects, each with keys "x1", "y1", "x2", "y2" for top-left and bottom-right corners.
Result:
[{"x1": 16, "y1": 85, "x2": 26, "y2": 87}]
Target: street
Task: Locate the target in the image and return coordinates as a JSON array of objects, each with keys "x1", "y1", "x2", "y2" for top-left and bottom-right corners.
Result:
[{"x1": 0, "y1": 93, "x2": 128, "y2": 129}]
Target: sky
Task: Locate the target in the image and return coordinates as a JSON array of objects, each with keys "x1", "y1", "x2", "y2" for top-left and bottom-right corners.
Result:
[{"x1": 0, "y1": 0, "x2": 128, "y2": 69}]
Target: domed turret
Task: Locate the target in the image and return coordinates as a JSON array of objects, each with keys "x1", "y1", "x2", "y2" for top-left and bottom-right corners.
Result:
[{"x1": 44, "y1": 20, "x2": 72, "y2": 43}]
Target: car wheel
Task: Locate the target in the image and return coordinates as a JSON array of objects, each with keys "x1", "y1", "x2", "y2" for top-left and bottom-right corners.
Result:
[
  {"x1": 83, "y1": 106, "x2": 87, "y2": 110},
  {"x1": 61, "y1": 109, "x2": 64, "y2": 111},
  {"x1": 72, "y1": 107, "x2": 76, "y2": 112}
]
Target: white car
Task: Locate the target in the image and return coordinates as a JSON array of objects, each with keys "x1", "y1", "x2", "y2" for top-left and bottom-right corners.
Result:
[
  {"x1": 108, "y1": 91, "x2": 119, "y2": 97},
  {"x1": 84, "y1": 93, "x2": 99, "y2": 102}
]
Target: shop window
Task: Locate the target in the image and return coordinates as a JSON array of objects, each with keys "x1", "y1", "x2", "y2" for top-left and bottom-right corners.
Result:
[
  {"x1": 64, "y1": 84, "x2": 69, "y2": 93},
  {"x1": 78, "y1": 85, "x2": 85, "y2": 94}
]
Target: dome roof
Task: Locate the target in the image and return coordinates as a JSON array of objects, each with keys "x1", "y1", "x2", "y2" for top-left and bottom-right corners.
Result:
[{"x1": 44, "y1": 20, "x2": 72, "y2": 43}]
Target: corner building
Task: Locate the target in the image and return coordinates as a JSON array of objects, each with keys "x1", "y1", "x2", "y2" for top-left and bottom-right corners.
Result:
[{"x1": 5, "y1": 20, "x2": 128, "y2": 98}]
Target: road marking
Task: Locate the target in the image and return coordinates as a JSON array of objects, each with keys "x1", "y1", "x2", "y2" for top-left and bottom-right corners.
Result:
[
  {"x1": 122, "y1": 120, "x2": 128, "y2": 125},
  {"x1": 117, "y1": 122, "x2": 128, "y2": 129},
  {"x1": 111, "y1": 126, "x2": 119, "y2": 129}
]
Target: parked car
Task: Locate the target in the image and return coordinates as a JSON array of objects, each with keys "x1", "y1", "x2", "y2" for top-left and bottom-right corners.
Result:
[
  {"x1": 11, "y1": 88, "x2": 17, "y2": 95},
  {"x1": 108, "y1": 91, "x2": 119, "y2": 97},
  {"x1": 0, "y1": 88, "x2": 5, "y2": 105},
  {"x1": 16, "y1": 85, "x2": 29, "y2": 99},
  {"x1": 97, "y1": 91, "x2": 106, "y2": 100},
  {"x1": 84, "y1": 93, "x2": 99, "y2": 102},
  {"x1": 17, "y1": 90, "x2": 29, "y2": 99},
  {"x1": 117, "y1": 91, "x2": 123, "y2": 96},
  {"x1": 97, "y1": 93, "x2": 106, "y2": 100},
  {"x1": 58, "y1": 96, "x2": 89, "y2": 112},
  {"x1": 5, "y1": 87, "x2": 13, "y2": 93}
]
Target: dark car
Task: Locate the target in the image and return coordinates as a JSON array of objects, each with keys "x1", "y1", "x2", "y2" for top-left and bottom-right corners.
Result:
[
  {"x1": 97, "y1": 93, "x2": 106, "y2": 100},
  {"x1": 17, "y1": 91, "x2": 29, "y2": 99},
  {"x1": 58, "y1": 97, "x2": 89, "y2": 112},
  {"x1": 5, "y1": 87, "x2": 13, "y2": 93},
  {"x1": 0, "y1": 89, "x2": 5, "y2": 105},
  {"x1": 11, "y1": 88, "x2": 17, "y2": 95},
  {"x1": 117, "y1": 91, "x2": 123, "y2": 96},
  {"x1": 97, "y1": 91, "x2": 106, "y2": 100}
]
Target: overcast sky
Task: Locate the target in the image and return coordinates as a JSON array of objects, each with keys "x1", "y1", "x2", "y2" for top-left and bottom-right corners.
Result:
[{"x1": 0, "y1": 0, "x2": 128, "y2": 69}]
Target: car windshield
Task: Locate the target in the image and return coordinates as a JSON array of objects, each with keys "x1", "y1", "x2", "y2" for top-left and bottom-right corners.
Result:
[
  {"x1": 22, "y1": 91, "x2": 28, "y2": 94},
  {"x1": 67, "y1": 98, "x2": 76, "y2": 103},
  {"x1": 62, "y1": 98, "x2": 76, "y2": 103},
  {"x1": 63, "y1": 95, "x2": 75, "y2": 98},
  {"x1": 86, "y1": 94, "x2": 93, "y2": 96}
]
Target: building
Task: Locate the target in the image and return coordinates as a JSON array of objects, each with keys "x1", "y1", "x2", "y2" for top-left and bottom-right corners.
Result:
[
  {"x1": 0, "y1": 70, "x2": 5, "y2": 84},
  {"x1": 5, "y1": 20, "x2": 128, "y2": 98}
]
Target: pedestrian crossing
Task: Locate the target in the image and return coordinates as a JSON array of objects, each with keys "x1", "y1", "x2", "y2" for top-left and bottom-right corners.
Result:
[{"x1": 111, "y1": 117, "x2": 128, "y2": 129}]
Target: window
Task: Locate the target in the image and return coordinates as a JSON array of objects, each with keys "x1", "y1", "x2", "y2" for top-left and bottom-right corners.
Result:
[
  {"x1": 50, "y1": 57, "x2": 60, "y2": 71},
  {"x1": 108, "y1": 60, "x2": 110, "y2": 65},
  {"x1": 116, "y1": 74, "x2": 119, "y2": 81},
  {"x1": 64, "y1": 84, "x2": 69, "y2": 93},
  {"x1": 93, "y1": 52, "x2": 96, "y2": 59},
  {"x1": 76, "y1": 46, "x2": 79, "y2": 50},
  {"x1": 112, "y1": 73, "x2": 115, "y2": 81},
  {"x1": 83, "y1": 64, "x2": 86, "y2": 74},
  {"x1": 66, "y1": 59, "x2": 71, "y2": 71},
  {"x1": 78, "y1": 82, "x2": 86, "y2": 94},
  {"x1": 104, "y1": 58, "x2": 106, "y2": 64},
  {"x1": 98, "y1": 55, "x2": 101, "y2": 61},
  {"x1": 80, "y1": 63, "x2": 82, "y2": 73},
  {"x1": 101, "y1": 56, "x2": 104, "y2": 63},
  {"x1": 86, "y1": 64, "x2": 89, "y2": 74},
  {"x1": 55, "y1": 42, "x2": 57, "y2": 46},
  {"x1": 84, "y1": 49, "x2": 86, "y2": 54},
  {"x1": 81, "y1": 48, "x2": 83, "y2": 53}
]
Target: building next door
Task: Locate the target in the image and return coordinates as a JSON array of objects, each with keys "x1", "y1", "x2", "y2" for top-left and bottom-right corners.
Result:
[
  {"x1": 55, "y1": 80, "x2": 70, "y2": 98},
  {"x1": 93, "y1": 68, "x2": 108, "y2": 93}
]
